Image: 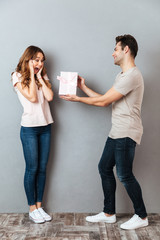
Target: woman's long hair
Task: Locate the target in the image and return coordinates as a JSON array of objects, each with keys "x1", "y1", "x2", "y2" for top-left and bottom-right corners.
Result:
[{"x1": 14, "y1": 46, "x2": 51, "y2": 89}]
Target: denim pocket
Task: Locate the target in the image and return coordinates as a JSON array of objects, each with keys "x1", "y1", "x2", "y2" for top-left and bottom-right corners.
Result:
[
  {"x1": 115, "y1": 138, "x2": 126, "y2": 150},
  {"x1": 126, "y1": 137, "x2": 136, "y2": 147}
]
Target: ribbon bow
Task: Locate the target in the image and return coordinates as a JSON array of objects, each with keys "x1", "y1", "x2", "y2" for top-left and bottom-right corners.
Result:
[{"x1": 57, "y1": 74, "x2": 77, "y2": 86}]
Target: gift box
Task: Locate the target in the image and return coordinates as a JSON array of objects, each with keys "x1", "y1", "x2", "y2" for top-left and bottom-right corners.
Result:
[{"x1": 57, "y1": 71, "x2": 78, "y2": 95}]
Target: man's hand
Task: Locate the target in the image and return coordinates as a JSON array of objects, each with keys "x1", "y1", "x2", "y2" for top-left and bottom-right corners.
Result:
[
  {"x1": 77, "y1": 75, "x2": 85, "y2": 90},
  {"x1": 60, "y1": 95, "x2": 80, "y2": 102}
]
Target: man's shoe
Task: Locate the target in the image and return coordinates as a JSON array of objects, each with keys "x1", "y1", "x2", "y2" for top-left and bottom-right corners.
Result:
[
  {"x1": 29, "y1": 209, "x2": 45, "y2": 223},
  {"x1": 120, "y1": 214, "x2": 148, "y2": 230},
  {"x1": 38, "y1": 208, "x2": 52, "y2": 221},
  {"x1": 86, "y1": 212, "x2": 116, "y2": 223}
]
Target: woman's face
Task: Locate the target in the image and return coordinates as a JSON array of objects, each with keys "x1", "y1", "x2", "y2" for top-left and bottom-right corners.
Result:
[{"x1": 32, "y1": 52, "x2": 44, "y2": 74}]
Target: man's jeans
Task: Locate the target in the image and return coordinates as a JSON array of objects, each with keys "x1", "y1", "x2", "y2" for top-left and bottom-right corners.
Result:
[
  {"x1": 20, "y1": 124, "x2": 51, "y2": 206},
  {"x1": 98, "y1": 137, "x2": 147, "y2": 218}
]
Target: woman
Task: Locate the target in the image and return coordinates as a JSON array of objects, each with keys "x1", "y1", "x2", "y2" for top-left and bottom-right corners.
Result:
[{"x1": 12, "y1": 46, "x2": 54, "y2": 223}]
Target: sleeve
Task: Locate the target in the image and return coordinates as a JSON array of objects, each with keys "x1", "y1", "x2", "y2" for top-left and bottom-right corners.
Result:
[
  {"x1": 12, "y1": 72, "x2": 21, "y2": 88},
  {"x1": 43, "y1": 74, "x2": 49, "y2": 81},
  {"x1": 113, "y1": 74, "x2": 138, "y2": 96}
]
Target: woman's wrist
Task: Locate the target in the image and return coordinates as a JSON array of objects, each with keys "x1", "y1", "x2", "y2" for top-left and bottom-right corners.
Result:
[
  {"x1": 37, "y1": 75, "x2": 43, "y2": 81},
  {"x1": 38, "y1": 77, "x2": 45, "y2": 85},
  {"x1": 37, "y1": 74, "x2": 42, "y2": 79},
  {"x1": 30, "y1": 72, "x2": 34, "y2": 78}
]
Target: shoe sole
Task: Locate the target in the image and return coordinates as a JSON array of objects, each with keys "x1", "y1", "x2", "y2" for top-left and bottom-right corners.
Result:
[
  {"x1": 86, "y1": 218, "x2": 116, "y2": 223},
  {"x1": 44, "y1": 218, "x2": 52, "y2": 222},
  {"x1": 29, "y1": 216, "x2": 45, "y2": 224},
  {"x1": 120, "y1": 223, "x2": 148, "y2": 230}
]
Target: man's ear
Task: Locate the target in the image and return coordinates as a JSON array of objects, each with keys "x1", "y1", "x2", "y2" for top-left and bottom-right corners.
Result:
[{"x1": 124, "y1": 45, "x2": 129, "y2": 54}]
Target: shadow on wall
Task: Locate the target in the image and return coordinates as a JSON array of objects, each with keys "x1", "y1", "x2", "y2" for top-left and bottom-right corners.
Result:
[
  {"x1": 113, "y1": 50, "x2": 160, "y2": 213},
  {"x1": 42, "y1": 53, "x2": 61, "y2": 207},
  {"x1": 134, "y1": 50, "x2": 160, "y2": 212}
]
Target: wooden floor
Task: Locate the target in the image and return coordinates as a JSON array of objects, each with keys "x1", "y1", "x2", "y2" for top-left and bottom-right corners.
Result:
[{"x1": 0, "y1": 213, "x2": 159, "y2": 240}]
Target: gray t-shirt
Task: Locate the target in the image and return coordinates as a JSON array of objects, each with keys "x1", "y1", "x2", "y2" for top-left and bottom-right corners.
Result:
[{"x1": 109, "y1": 67, "x2": 144, "y2": 144}]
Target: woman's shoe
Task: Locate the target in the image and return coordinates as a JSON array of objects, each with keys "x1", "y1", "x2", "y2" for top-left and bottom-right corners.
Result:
[
  {"x1": 29, "y1": 209, "x2": 45, "y2": 223},
  {"x1": 38, "y1": 207, "x2": 52, "y2": 221}
]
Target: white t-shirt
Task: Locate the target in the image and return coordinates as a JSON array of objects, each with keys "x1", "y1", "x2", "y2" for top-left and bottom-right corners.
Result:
[
  {"x1": 12, "y1": 72, "x2": 53, "y2": 127},
  {"x1": 109, "y1": 67, "x2": 144, "y2": 144}
]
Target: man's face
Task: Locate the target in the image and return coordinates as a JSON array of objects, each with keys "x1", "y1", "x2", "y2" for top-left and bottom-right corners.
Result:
[{"x1": 112, "y1": 42, "x2": 125, "y2": 66}]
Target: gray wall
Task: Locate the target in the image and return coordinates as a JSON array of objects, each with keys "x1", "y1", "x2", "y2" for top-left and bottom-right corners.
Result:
[{"x1": 0, "y1": 0, "x2": 160, "y2": 213}]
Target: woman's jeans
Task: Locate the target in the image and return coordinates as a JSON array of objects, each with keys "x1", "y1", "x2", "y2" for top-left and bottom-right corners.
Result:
[
  {"x1": 20, "y1": 124, "x2": 51, "y2": 206},
  {"x1": 98, "y1": 137, "x2": 147, "y2": 218}
]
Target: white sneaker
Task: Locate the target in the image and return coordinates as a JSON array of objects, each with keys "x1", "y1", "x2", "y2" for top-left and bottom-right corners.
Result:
[
  {"x1": 38, "y1": 208, "x2": 52, "y2": 221},
  {"x1": 29, "y1": 209, "x2": 45, "y2": 223},
  {"x1": 120, "y1": 214, "x2": 148, "y2": 230},
  {"x1": 86, "y1": 212, "x2": 116, "y2": 223}
]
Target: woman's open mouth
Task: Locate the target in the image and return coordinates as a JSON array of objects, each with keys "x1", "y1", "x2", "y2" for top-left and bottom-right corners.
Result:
[{"x1": 34, "y1": 67, "x2": 39, "y2": 73}]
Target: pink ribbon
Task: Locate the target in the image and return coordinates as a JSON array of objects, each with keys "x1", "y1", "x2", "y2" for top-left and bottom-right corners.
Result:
[{"x1": 57, "y1": 74, "x2": 77, "y2": 84}]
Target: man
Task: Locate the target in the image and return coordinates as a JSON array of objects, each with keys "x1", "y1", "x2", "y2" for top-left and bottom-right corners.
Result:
[{"x1": 61, "y1": 34, "x2": 148, "y2": 230}]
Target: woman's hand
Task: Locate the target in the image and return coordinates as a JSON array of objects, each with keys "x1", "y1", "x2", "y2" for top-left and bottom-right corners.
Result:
[
  {"x1": 60, "y1": 95, "x2": 80, "y2": 102},
  {"x1": 36, "y1": 67, "x2": 43, "y2": 80},
  {"x1": 29, "y1": 60, "x2": 34, "y2": 76}
]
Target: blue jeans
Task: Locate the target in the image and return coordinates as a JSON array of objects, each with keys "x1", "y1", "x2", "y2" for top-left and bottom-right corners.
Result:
[
  {"x1": 20, "y1": 124, "x2": 51, "y2": 206},
  {"x1": 98, "y1": 137, "x2": 147, "y2": 218}
]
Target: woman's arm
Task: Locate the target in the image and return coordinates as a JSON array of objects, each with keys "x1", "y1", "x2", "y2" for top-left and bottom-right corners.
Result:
[
  {"x1": 38, "y1": 77, "x2": 54, "y2": 102},
  {"x1": 16, "y1": 60, "x2": 38, "y2": 103},
  {"x1": 37, "y1": 69, "x2": 53, "y2": 102}
]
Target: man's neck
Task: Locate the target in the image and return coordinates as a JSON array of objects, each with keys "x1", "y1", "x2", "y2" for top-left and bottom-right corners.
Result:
[{"x1": 120, "y1": 58, "x2": 136, "y2": 73}]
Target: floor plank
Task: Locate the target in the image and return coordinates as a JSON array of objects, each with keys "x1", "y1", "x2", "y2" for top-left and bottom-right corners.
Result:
[{"x1": 0, "y1": 213, "x2": 159, "y2": 240}]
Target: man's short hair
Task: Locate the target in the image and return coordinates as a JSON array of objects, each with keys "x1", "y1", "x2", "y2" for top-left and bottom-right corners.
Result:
[{"x1": 116, "y1": 34, "x2": 138, "y2": 58}]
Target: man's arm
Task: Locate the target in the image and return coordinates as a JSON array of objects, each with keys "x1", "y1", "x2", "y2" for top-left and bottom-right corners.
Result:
[
  {"x1": 78, "y1": 76, "x2": 102, "y2": 97},
  {"x1": 60, "y1": 87, "x2": 123, "y2": 107}
]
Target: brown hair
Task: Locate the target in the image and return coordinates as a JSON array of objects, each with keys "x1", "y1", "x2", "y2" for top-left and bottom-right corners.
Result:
[
  {"x1": 13, "y1": 45, "x2": 51, "y2": 89},
  {"x1": 116, "y1": 34, "x2": 138, "y2": 58}
]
